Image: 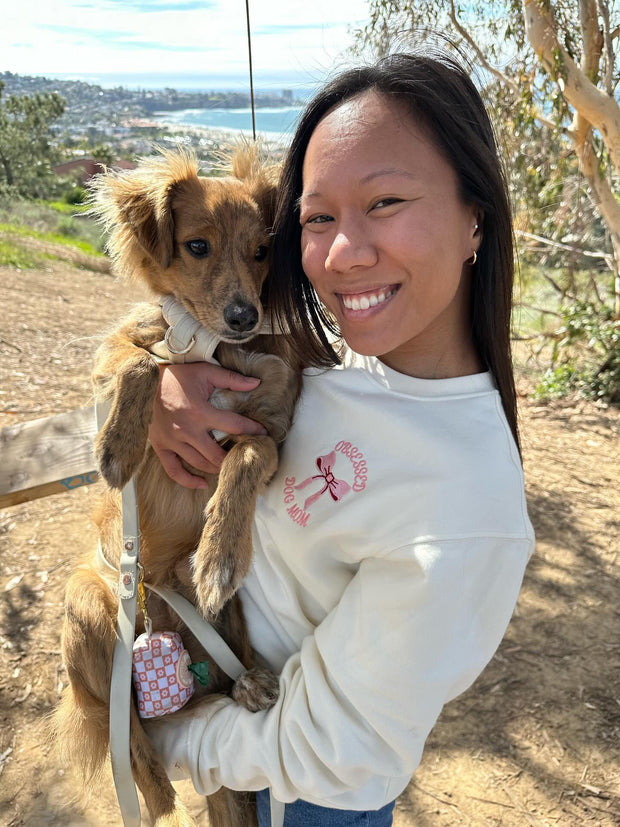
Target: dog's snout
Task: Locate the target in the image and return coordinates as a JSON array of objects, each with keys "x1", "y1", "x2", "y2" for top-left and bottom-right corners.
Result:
[{"x1": 224, "y1": 300, "x2": 259, "y2": 333}]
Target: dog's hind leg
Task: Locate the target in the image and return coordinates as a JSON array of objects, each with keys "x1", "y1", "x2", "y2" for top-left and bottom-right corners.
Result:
[
  {"x1": 128, "y1": 704, "x2": 198, "y2": 827},
  {"x1": 192, "y1": 434, "x2": 279, "y2": 618}
]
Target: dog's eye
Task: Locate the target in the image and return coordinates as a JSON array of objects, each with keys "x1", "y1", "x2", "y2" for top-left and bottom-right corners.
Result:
[
  {"x1": 185, "y1": 239, "x2": 211, "y2": 258},
  {"x1": 255, "y1": 245, "x2": 269, "y2": 262}
]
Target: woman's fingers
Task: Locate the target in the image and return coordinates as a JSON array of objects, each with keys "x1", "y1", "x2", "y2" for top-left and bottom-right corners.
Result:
[
  {"x1": 150, "y1": 362, "x2": 269, "y2": 487},
  {"x1": 155, "y1": 448, "x2": 211, "y2": 489},
  {"x1": 204, "y1": 362, "x2": 262, "y2": 392},
  {"x1": 200, "y1": 406, "x2": 268, "y2": 437}
]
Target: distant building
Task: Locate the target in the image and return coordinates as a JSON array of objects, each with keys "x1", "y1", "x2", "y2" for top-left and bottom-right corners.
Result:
[{"x1": 53, "y1": 157, "x2": 136, "y2": 184}]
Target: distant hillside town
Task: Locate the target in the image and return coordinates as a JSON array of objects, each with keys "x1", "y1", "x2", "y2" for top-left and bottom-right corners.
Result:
[
  {"x1": 1, "y1": 71, "x2": 298, "y2": 122},
  {"x1": 1, "y1": 71, "x2": 296, "y2": 171}
]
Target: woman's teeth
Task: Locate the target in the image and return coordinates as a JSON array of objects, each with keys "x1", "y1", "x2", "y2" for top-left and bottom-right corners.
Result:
[{"x1": 342, "y1": 288, "x2": 395, "y2": 311}]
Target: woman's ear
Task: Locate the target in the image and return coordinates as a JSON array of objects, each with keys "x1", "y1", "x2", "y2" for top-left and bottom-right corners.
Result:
[{"x1": 473, "y1": 211, "x2": 483, "y2": 240}]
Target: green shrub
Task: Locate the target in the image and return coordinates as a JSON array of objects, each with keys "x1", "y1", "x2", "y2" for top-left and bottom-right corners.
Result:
[
  {"x1": 56, "y1": 215, "x2": 81, "y2": 238},
  {"x1": 63, "y1": 184, "x2": 87, "y2": 205},
  {"x1": 0, "y1": 238, "x2": 42, "y2": 269},
  {"x1": 533, "y1": 363, "x2": 584, "y2": 401},
  {"x1": 534, "y1": 301, "x2": 620, "y2": 404},
  {"x1": 0, "y1": 198, "x2": 106, "y2": 253}
]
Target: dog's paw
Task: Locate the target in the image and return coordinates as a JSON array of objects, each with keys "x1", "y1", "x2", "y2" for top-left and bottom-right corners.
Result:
[
  {"x1": 151, "y1": 805, "x2": 198, "y2": 827},
  {"x1": 95, "y1": 425, "x2": 146, "y2": 489},
  {"x1": 232, "y1": 667, "x2": 280, "y2": 712},
  {"x1": 191, "y1": 505, "x2": 253, "y2": 617},
  {"x1": 191, "y1": 547, "x2": 244, "y2": 619}
]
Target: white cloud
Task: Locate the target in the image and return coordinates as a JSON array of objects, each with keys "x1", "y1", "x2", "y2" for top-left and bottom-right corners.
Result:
[{"x1": 1, "y1": 0, "x2": 371, "y2": 84}]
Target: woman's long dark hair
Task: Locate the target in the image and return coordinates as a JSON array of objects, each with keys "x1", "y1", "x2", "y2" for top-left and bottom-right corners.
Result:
[{"x1": 269, "y1": 52, "x2": 520, "y2": 450}]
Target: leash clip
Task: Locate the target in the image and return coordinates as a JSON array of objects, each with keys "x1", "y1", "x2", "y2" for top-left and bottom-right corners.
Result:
[{"x1": 164, "y1": 326, "x2": 196, "y2": 355}]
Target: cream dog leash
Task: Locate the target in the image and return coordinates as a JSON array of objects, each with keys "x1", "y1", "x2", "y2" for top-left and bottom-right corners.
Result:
[
  {"x1": 101, "y1": 297, "x2": 286, "y2": 827},
  {"x1": 95, "y1": 399, "x2": 142, "y2": 826}
]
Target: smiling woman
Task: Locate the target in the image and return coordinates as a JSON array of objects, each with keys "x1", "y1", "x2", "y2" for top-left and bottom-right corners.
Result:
[
  {"x1": 299, "y1": 90, "x2": 481, "y2": 378},
  {"x1": 140, "y1": 51, "x2": 534, "y2": 827}
]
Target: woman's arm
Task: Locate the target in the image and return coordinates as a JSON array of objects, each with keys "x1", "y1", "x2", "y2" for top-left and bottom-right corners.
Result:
[
  {"x1": 146, "y1": 536, "x2": 531, "y2": 808},
  {"x1": 149, "y1": 362, "x2": 268, "y2": 487}
]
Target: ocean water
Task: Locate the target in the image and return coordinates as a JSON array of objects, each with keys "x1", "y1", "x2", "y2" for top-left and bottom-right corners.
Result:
[
  {"x1": 67, "y1": 71, "x2": 320, "y2": 96},
  {"x1": 153, "y1": 105, "x2": 304, "y2": 141}
]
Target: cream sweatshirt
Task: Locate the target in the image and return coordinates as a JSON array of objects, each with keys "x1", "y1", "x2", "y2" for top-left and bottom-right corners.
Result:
[{"x1": 148, "y1": 349, "x2": 535, "y2": 809}]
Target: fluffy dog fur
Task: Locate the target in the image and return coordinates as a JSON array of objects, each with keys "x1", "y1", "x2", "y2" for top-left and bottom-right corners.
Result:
[{"x1": 53, "y1": 147, "x2": 303, "y2": 826}]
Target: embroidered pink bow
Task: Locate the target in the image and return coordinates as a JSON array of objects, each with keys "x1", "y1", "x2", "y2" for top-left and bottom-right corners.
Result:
[{"x1": 294, "y1": 451, "x2": 351, "y2": 510}]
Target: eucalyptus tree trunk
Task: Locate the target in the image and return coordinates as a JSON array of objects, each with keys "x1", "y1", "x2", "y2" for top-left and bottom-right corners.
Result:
[{"x1": 523, "y1": 0, "x2": 620, "y2": 317}]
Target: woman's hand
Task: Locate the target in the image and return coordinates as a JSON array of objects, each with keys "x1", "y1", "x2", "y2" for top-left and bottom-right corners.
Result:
[{"x1": 149, "y1": 362, "x2": 267, "y2": 489}]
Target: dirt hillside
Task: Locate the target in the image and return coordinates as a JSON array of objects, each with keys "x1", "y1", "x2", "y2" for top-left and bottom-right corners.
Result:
[{"x1": 0, "y1": 259, "x2": 618, "y2": 826}]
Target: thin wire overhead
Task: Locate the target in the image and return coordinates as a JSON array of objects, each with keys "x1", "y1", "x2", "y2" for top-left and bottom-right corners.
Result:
[{"x1": 245, "y1": 0, "x2": 257, "y2": 141}]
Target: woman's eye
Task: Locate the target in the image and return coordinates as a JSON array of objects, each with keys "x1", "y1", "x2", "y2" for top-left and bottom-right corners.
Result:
[
  {"x1": 305, "y1": 214, "x2": 333, "y2": 225},
  {"x1": 185, "y1": 239, "x2": 211, "y2": 258},
  {"x1": 255, "y1": 245, "x2": 269, "y2": 262},
  {"x1": 371, "y1": 198, "x2": 404, "y2": 210}
]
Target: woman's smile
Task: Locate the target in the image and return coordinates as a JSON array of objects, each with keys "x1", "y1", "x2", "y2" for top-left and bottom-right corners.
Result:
[{"x1": 338, "y1": 284, "x2": 399, "y2": 315}]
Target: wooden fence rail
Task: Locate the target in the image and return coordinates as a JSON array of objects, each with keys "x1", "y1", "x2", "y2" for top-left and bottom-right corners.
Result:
[{"x1": 0, "y1": 408, "x2": 99, "y2": 508}]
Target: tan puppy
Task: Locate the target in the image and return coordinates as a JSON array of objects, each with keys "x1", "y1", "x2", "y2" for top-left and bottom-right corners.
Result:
[{"x1": 54, "y1": 147, "x2": 303, "y2": 827}]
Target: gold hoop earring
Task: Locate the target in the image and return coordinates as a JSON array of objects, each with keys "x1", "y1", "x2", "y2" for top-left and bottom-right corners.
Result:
[{"x1": 467, "y1": 250, "x2": 478, "y2": 266}]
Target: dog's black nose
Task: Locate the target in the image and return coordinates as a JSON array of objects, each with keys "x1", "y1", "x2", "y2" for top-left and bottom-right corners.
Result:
[{"x1": 224, "y1": 301, "x2": 259, "y2": 333}]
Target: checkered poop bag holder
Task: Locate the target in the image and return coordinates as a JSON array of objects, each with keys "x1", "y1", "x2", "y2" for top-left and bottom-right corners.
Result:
[
  {"x1": 131, "y1": 577, "x2": 210, "y2": 719},
  {"x1": 132, "y1": 629, "x2": 194, "y2": 718}
]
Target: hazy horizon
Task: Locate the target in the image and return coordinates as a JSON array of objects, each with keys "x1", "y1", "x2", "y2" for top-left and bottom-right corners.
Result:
[{"x1": 4, "y1": 68, "x2": 325, "y2": 99}]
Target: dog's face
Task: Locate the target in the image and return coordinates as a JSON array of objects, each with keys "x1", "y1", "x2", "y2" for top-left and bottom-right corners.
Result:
[
  {"x1": 99, "y1": 151, "x2": 277, "y2": 342},
  {"x1": 161, "y1": 175, "x2": 272, "y2": 342}
]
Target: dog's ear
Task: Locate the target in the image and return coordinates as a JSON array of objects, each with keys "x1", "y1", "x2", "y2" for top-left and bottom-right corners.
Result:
[
  {"x1": 230, "y1": 144, "x2": 280, "y2": 229},
  {"x1": 251, "y1": 175, "x2": 279, "y2": 230},
  {"x1": 118, "y1": 183, "x2": 175, "y2": 269}
]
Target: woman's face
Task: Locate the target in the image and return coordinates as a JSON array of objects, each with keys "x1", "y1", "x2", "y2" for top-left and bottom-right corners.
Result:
[{"x1": 299, "y1": 90, "x2": 482, "y2": 378}]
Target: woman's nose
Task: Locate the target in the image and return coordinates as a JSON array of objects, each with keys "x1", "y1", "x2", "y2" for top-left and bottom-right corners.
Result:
[{"x1": 325, "y1": 225, "x2": 377, "y2": 272}]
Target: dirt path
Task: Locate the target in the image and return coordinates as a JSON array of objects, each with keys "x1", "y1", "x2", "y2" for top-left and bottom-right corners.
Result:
[{"x1": 1, "y1": 261, "x2": 618, "y2": 826}]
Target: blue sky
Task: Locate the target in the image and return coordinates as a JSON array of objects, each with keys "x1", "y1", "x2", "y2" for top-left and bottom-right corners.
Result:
[{"x1": 2, "y1": 0, "x2": 373, "y2": 90}]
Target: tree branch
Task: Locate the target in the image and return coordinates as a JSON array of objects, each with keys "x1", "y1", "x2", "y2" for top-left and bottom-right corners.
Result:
[
  {"x1": 579, "y1": 0, "x2": 603, "y2": 81},
  {"x1": 515, "y1": 229, "x2": 615, "y2": 268},
  {"x1": 523, "y1": 0, "x2": 620, "y2": 170},
  {"x1": 448, "y1": 0, "x2": 559, "y2": 130},
  {"x1": 595, "y1": 0, "x2": 616, "y2": 94}
]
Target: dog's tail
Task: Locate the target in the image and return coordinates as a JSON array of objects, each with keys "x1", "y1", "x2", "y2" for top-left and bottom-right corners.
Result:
[
  {"x1": 207, "y1": 788, "x2": 258, "y2": 827},
  {"x1": 50, "y1": 565, "x2": 119, "y2": 787},
  {"x1": 50, "y1": 681, "x2": 111, "y2": 787}
]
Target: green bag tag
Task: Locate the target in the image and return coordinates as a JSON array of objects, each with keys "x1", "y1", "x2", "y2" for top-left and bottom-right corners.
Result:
[{"x1": 188, "y1": 660, "x2": 210, "y2": 687}]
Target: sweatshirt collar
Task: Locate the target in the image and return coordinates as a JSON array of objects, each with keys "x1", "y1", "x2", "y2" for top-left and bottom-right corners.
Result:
[{"x1": 342, "y1": 348, "x2": 496, "y2": 397}]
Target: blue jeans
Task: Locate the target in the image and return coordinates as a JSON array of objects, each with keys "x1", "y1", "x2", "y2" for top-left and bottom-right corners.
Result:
[{"x1": 256, "y1": 789, "x2": 395, "y2": 826}]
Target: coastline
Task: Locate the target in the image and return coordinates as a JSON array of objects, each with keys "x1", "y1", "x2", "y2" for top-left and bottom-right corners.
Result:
[
  {"x1": 145, "y1": 118, "x2": 292, "y2": 162},
  {"x1": 150, "y1": 104, "x2": 301, "y2": 144}
]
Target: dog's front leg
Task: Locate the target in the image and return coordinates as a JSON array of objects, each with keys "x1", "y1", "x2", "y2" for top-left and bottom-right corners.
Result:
[
  {"x1": 94, "y1": 339, "x2": 161, "y2": 489},
  {"x1": 192, "y1": 434, "x2": 278, "y2": 618},
  {"x1": 92, "y1": 304, "x2": 167, "y2": 489}
]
